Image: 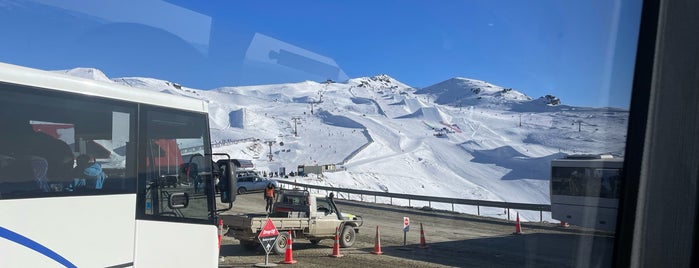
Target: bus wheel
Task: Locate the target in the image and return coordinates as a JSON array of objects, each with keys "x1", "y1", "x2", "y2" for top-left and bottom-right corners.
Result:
[
  {"x1": 339, "y1": 226, "x2": 355, "y2": 248},
  {"x1": 273, "y1": 231, "x2": 289, "y2": 254}
]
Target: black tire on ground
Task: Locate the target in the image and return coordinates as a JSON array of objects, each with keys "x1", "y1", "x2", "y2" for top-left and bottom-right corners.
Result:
[
  {"x1": 339, "y1": 226, "x2": 356, "y2": 248},
  {"x1": 309, "y1": 239, "x2": 322, "y2": 245},
  {"x1": 240, "y1": 240, "x2": 259, "y2": 251},
  {"x1": 237, "y1": 187, "x2": 247, "y2": 195},
  {"x1": 273, "y1": 231, "x2": 289, "y2": 255}
]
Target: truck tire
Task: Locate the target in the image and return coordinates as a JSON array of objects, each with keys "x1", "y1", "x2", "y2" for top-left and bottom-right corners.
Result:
[
  {"x1": 240, "y1": 240, "x2": 259, "y2": 251},
  {"x1": 273, "y1": 231, "x2": 289, "y2": 255},
  {"x1": 339, "y1": 226, "x2": 356, "y2": 248}
]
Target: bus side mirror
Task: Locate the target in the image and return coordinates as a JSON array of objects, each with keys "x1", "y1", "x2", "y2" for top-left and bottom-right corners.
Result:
[{"x1": 219, "y1": 161, "x2": 236, "y2": 203}]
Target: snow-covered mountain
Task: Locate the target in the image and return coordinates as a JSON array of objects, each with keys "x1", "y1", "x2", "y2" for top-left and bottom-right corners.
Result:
[
  {"x1": 417, "y1": 77, "x2": 532, "y2": 106},
  {"x1": 54, "y1": 68, "x2": 113, "y2": 83},
  {"x1": 56, "y1": 68, "x2": 629, "y2": 222}
]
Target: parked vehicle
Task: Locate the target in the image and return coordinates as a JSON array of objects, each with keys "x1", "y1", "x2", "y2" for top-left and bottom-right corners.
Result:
[
  {"x1": 221, "y1": 189, "x2": 363, "y2": 254},
  {"x1": 215, "y1": 159, "x2": 277, "y2": 194},
  {"x1": 235, "y1": 173, "x2": 278, "y2": 195}
]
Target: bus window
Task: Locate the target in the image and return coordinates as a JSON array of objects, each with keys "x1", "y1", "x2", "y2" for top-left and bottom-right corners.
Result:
[
  {"x1": 595, "y1": 168, "x2": 621, "y2": 199},
  {"x1": 0, "y1": 84, "x2": 137, "y2": 198}
]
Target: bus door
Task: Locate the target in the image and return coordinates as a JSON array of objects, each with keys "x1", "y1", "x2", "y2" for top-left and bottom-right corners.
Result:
[{"x1": 135, "y1": 108, "x2": 219, "y2": 267}]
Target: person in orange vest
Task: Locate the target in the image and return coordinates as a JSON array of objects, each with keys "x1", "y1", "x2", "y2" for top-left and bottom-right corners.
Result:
[{"x1": 264, "y1": 183, "x2": 276, "y2": 214}]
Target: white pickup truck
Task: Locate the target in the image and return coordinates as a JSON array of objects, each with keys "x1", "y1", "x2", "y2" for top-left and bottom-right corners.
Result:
[{"x1": 221, "y1": 189, "x2": 363, "y2": 254}]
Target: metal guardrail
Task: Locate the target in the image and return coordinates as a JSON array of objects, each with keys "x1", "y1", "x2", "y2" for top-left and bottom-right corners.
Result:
[{"x1": 276, "y1": 180, "x2": 551, "y2": 222}]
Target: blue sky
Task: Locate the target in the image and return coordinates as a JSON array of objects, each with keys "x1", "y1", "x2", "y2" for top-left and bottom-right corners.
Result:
[{"x1": 0, "y1": 0, "x2": 642, "y2": 108}]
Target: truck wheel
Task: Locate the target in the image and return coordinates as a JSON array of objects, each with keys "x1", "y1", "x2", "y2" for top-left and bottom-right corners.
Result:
[
  {"x1": 273, "y1": 232, "x2": 289, "y2": 255},
  {"x1": 339, "y1": 226, "x2": 356, "y2": 248},
  {"x1": 240, "y1": 240, "x2": 259, "y2": 251},
  {"x1": 237, "y1": 187, "x2": 247, "y2": 195},
  {"x1": 309, "y1": 239, "x2": 322, "y2": 245}
]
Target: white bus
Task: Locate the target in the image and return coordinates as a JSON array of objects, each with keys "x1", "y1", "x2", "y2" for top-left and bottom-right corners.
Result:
[
  {"x1": 0, "y1": 62, "x2": 235, "y2": 267},
  {"x1": 550, "y1": 155, "x2": 623, "y2": 232}
]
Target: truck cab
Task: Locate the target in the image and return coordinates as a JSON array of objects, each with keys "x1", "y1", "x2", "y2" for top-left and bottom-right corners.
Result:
[
  {"x1": 273, "y1": 190, "x2": 346, "y2": 218},
  {"x1": 270, "y1": 190, "x2": 363, "y2": 247},
  {"x1": 273, "y1": 190, "x2": 356, "y2": 238}
]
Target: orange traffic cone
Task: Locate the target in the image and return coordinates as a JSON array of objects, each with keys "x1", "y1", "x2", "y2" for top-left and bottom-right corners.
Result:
[
  {"x1": 218, "y1": 219, "x2": 224, "y2": 261},
  {"x1": 329, "y1": 226, "x2": 343, "y2": 258},
  {"x1": 217, "y1": 219, "x2": 223, "y2": 250},
  {"x1": 419, "y1": 223, "x2": 429, "y2": 249},
  {"x1": 513, "y1": 212, "x2": 522, "y2": 235},
  {"x1": 371, "y1": 225, "x2": 383, "y2": 255},
  {"x1": 280, "y1": 231, "x2": 298, "y2": 264}
]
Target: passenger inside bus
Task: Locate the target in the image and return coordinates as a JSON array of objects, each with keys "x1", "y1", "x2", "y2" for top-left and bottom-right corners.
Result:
[
  {"x1": 28, "y1": 127, "x2": 74, "y2": 183},
  {"x1": 0, "y1": 154, "x2": 49, "y2": 193},
  {"x1": 71, "y1": 154, "x2": 107, "y2": 190},
  {"x1": 0, "y1": 117, "x2": 74, "y2": 193}
]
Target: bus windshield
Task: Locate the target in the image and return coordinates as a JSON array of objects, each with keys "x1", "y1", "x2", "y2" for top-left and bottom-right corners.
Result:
[{"x1": 551, "y1": 166, "x2": 621, "y2": 198}]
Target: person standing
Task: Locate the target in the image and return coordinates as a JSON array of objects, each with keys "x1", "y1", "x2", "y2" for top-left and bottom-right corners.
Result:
[{"x1": 264, "y1": 183, "x2": 276, "y2": 213}]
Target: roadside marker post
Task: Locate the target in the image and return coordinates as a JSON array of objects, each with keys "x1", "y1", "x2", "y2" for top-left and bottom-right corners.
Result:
[
  {"x1": 403, "y1": 217, "x2": 410, "y2": 246},
  {"x1": 396, "y1": 216, "x2": 413, "y2": 251}
]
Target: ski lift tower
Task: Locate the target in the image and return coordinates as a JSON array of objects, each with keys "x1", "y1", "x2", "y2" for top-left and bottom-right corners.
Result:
[
  {"x1": 291, "y1": 117, "x2": 302, "y2": 137},
  {"x1": 572, "y1": 120, "x2": 598, "y2": 132},
  {"x1": 265, "y1": 140, "x2": 284, "y2": 161}
]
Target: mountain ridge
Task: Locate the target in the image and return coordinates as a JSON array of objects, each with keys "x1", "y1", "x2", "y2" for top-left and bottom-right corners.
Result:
[{"x1": 55, "y1": 67, "x2": 628, "y2": 222}]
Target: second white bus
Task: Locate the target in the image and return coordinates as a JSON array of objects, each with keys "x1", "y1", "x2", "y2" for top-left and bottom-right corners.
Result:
[{"x1": 550, "y1": 155, "x2": 623, "y2": 232}]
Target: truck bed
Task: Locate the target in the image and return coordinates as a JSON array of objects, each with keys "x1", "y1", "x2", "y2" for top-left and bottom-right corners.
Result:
[{"x1": 221, "y1": 212, "x2": 311, "y2": 241}]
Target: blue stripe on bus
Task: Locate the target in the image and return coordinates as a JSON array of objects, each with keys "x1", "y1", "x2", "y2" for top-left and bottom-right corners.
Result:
[{"x1": 0, "y1": 226, "x2": 77, "y2": 268}]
